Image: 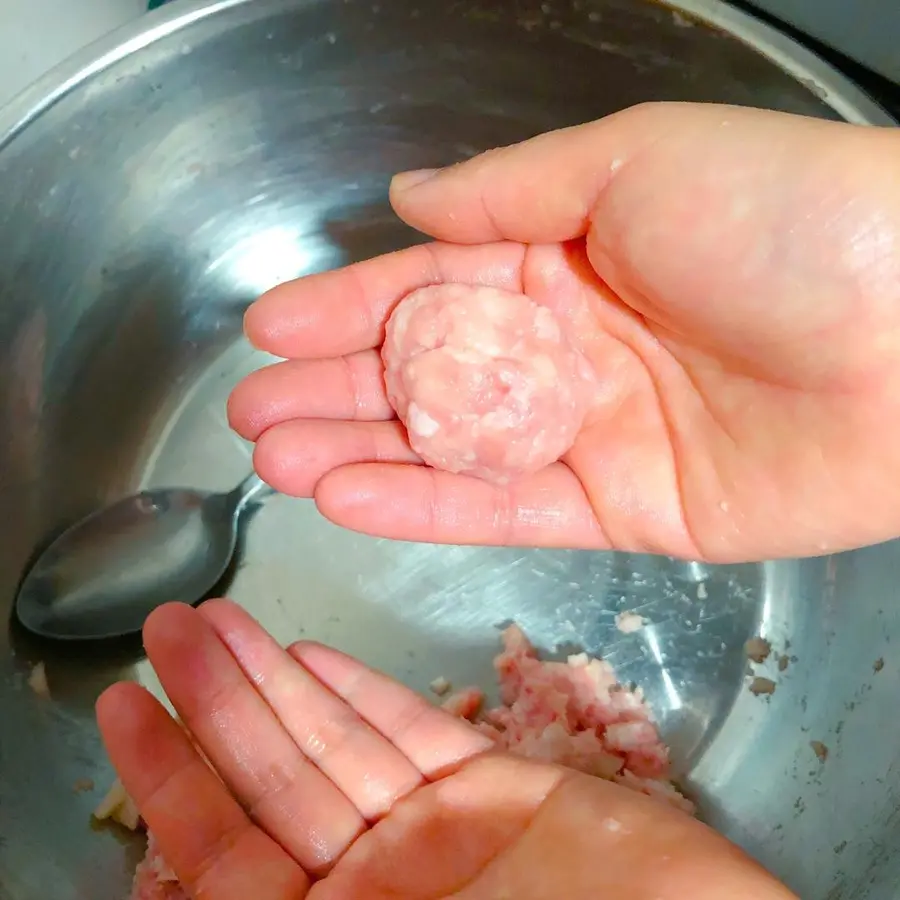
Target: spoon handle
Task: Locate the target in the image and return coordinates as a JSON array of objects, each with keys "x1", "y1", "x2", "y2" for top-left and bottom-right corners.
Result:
[{"x1": 230, "y1": 471, "x2": 275, "y2": 516}]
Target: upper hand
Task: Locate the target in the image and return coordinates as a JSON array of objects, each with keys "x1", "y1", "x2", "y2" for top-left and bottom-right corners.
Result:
[
  {"x1": 228, "y1": 101, "x2": 900, "y2": 561},
  {"x1": 97, "y1": 600, "x2": 795, "y2": 900}
]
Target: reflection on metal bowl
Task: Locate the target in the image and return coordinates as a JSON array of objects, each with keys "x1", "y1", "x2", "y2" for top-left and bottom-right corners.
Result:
[{"x1": 0, "y1": 1, "x2": 896, "y2": 899}]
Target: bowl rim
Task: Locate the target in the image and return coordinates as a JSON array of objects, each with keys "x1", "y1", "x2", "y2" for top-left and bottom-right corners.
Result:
[{"x1": 0, "y1": 0, "x2": 895, "y2": 151}]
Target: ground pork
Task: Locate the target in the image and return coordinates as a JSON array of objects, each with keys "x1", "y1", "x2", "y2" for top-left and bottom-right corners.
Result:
[
  {"x1": 130, "y1": 835, "x2": 185, "y2": 900},
  {"x1": 442, "y1": 625, "x2": 692, "y2": 813}
]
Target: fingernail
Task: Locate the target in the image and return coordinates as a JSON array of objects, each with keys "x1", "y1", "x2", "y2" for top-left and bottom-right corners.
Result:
[{"x1": 392, "y1": 168, "x2": 440, "y2": 191}]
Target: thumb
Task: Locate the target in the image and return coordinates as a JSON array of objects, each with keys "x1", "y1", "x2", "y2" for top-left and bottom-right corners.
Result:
[
  {"x1": 387, "y1": 101, "x2": 853, "y2": 246},
  {"x1": 387, "y1": 102, "x2": 672, "y2": 245}
]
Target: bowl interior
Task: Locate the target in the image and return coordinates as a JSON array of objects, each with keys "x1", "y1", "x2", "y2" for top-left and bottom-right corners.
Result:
[{"x1": 0, "y1": 2, "x2": 898, "y2": 899}]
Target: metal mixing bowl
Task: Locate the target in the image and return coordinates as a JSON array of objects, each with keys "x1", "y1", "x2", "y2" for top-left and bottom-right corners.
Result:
[{"x1": 0, "y1": 1, "x2": 897, "y2": 898}]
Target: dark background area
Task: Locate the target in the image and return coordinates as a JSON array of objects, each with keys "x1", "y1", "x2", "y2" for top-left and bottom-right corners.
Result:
[
  {"x1": 730, "y1": 0, "x2": 900, "y2": 119},
  {"x1": 149, "y1": 0, "x2": 900, "y2": 118}
]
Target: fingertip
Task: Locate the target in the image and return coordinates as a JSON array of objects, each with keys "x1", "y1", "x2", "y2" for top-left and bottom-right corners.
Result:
[
  {"x1": 251, "y1": 424, "x2": 313, "y2": 497},
  {"x1": 286, "y1": 639, "x2": 344, "y2": 675},
  {"x1": 285, "y1": 639, "x2": 375, "y2": 708},
  {"x1": 96, "y1": 680, "x2": 141, "y2": 724},
  {"x1": 390, "y1": 167, "x2": 441, "y2": 194},
  {"x1": 197, "y1": 596, "x2": 240, "y2": 615},
  {"x1": 258, "y1": 419, "x2": 421, "y2": 500},
  {"x1": 243, "y1": 272, "x2": 377, "y2": 359},
  {"x1": 384, "y1": 113, "x2": 662, "y2": 244},
  {"x1": 225, "y1": 376, "x2": 257, "y2": 440},
  {"x1": 242, "y1": 284, "x2": 282, "y2": 351},
  {"x1": 243, "y1": 280, "x2": 320, "y2": 358},
  {"x1": 286, "y1": 637, "x2": 324, "y2": 656},
  {"x1": 253, "y1": 422, "x2": 300, "y2": 484},
  {"x1": 388, "y1": 168, "x2": 444, "y2": 225},
  {"x1": 196, "y1": 597, "x2": 243, "y2": 626},
  {"x1": 313, "y1": 463, "x2": 403, "y2": 534},
  {"x1": 142, "y1": 601, "x2": 195, "y2": 650},
  {"x1": 288, "y1": 638, "x2": 496, "y2": 779},
  {"x1": 284, "y1": 641, "x2": 356, "y2": 701},
  {"x1": 388, "y1": 171, "x2": 490, "y2": 244},
  {"x1": 96, "y1": 682, "x2": 160, "y2": 757},
  {"x1": 196, "y1": 598, "x2": 264, "y2": 652}
]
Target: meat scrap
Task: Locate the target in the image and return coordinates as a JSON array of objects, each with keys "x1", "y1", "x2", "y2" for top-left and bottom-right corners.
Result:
[
  {"x1": 810, "y1": 740, "x2": 829, "y2": 763},
  {"x1": 615, "y1": 611, "x2": 646, "y2": 634},
  {"x1": 382, "y1": 284, "x2": 595, "y2": 484},
  {"x1": 93, "y1": 778, "x2": 141, "y2": 831},
  {"x1": 429, "y1": 676, "x2": 452, "y2": 696},
  {"x1": 749, "y1": 676, "x2": 777, "y2": 697},
  {"x1": 744, "y1": 637, "x2": 771, "y2": 664},
  {"x1": 27, "y1": 661, "x2": 50, "y2": 698},
  {"x1": 130, "y1": 835, "x2": 185, "y2": 900},
  {"x1": 441, "y1": 686, "x2": 484, "y2": 718}
]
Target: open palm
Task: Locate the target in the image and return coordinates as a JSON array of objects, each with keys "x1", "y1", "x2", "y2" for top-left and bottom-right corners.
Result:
[
  {"x1": 97, "y1": 601, "x2": 794, "y2": 900},
  {"x1": 228, "y1": 102, "x2": 900, "y2": 562}
]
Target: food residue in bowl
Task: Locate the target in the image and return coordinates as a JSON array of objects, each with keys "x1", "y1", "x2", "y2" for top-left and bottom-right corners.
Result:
[
  {"x1": 428, "y1": 675, "x2": 452, "y2": 696},
  {"x1": 810, "y1": 740, "x2": 829, "y2": 763},
  {"x1": 744, "y1": 637, "x2": 771, "y2": 664},
  {"x1": 27, "y1": 661, "x2": 50, "y2": 698},
  {"x1": 94, "y1": 778, "x2": 141, "y2": 832},
  {"x1": 749, "y1": 676, "x2": 777, "y2": 697},
  {"x1": 615, "y1": 611, "x2": 647, "y2": 634}
]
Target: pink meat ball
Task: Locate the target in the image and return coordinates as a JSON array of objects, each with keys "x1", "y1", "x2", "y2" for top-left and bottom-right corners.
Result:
[{"x1": 381, "y1": 283, "x2": 595, "y2": 484}]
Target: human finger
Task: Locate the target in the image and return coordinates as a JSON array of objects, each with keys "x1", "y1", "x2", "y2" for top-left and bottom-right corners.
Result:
[
  {"x1": 387, "y1": 103, "x2": 661, "y2": 244},
  {"x1": 253, "y1": 419, "x2": 420, "y2": 497},
  {"x1": 387, "y1": 102, "x2": 834, "y2": 245},
  {"x1": 314, "y1": 462, "x2": 610, "y2": 549},
  {"x1": 287, "y1": 640, "x2": 496, "y2": 779},
  {"x1": 228, "y1": 351, "x2": 395, "y2": 442},
  {"x1": 96, "y1": 683, "x2": 309, "y2": 900},
  {"x1": 199, "y1": 599, "x2": 425, "y2": 822},
  {"x1": 142, "y1": 604, "x2": 364, "y2": 876},
  {"x1": 243, "y1": 241, "x2": 526, "y2": 359}
]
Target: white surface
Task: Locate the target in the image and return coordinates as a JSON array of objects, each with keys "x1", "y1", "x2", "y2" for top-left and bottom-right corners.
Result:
[{"x1": 0, "y1": 0, "x2": 146, "y2": 110}]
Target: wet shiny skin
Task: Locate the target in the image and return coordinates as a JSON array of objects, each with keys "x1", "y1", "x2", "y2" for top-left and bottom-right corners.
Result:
[{"x1": 0, "y1": 1, "x2": 896, "y2": 899}]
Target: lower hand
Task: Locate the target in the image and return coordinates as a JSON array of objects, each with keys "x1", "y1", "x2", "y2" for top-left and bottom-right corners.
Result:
[{"x1": 98, "y1": 600, "x2": 796, "y2": 899}]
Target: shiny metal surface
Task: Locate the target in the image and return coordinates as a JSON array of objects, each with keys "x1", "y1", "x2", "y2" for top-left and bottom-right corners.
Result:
[
  {"x1": 0, "y1": 1, "x2": 896, "y2": 899},
  {"x1": 15, "y1": 472, "x2": 271, "y2": 641}
]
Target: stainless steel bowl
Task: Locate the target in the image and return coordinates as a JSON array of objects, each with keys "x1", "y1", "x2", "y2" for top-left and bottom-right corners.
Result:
[{"x1": 0, "y1": 1, "x2": 896, "y2": 898}]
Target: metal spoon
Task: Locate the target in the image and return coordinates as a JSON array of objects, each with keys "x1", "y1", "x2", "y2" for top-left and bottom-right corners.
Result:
[{"x1": 15, "y1": 472, "x2": 273, "y2": 641}]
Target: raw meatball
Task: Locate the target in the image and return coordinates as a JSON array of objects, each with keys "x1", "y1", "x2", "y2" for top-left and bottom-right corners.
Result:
[{"x1": 382, "y1": 284, "x2": 595, "y2": 484}]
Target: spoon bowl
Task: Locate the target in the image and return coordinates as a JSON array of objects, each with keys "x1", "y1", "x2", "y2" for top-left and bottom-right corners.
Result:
[{"x1": 15, "y1": 473, "x2": 271, "y2": 641}]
